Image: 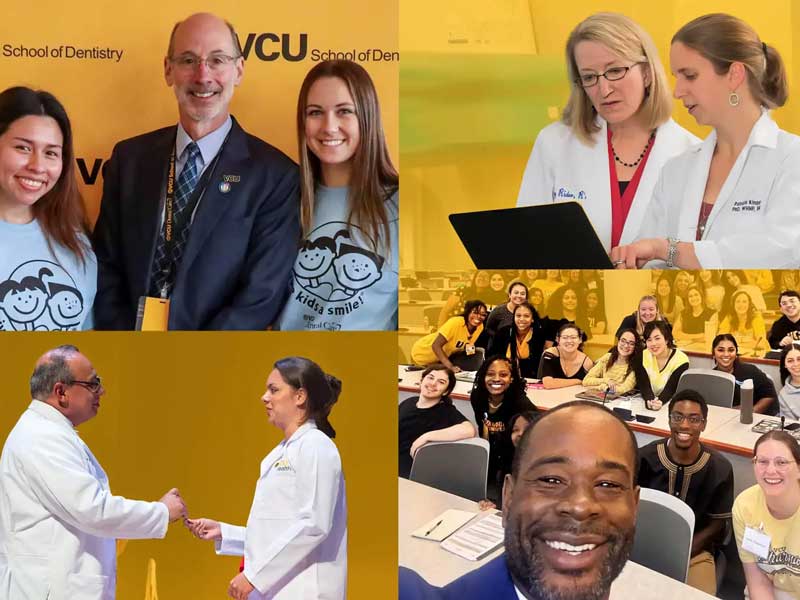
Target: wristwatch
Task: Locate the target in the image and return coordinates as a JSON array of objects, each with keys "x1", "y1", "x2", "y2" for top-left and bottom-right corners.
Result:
[{"x1": 665, "y1": 237, "x2": 679, "y2": 268}]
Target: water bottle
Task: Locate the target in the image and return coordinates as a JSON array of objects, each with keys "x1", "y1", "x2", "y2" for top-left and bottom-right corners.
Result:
[{"x1": 740, "y1": 379, "x2": 754, "y2": 425}]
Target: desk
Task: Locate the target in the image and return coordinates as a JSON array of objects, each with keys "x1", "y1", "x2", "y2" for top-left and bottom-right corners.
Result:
[
  {"x1": 397, "y1": 366, "x2": 800, "y2": 494},
  {"x1": 399, "y1": 479, "x2": 715, "y2": 598}
]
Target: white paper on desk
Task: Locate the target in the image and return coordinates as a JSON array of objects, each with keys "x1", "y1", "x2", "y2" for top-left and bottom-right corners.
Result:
[
  {"x1": 411, "y1": 509, "x2": 476, "y2": 542},
  {"x1": 441, "y1": 511, "x2": 505, "y2": 560},
  {"x1": 454, "y1": 371, "x2": 477, "y2": 383}
]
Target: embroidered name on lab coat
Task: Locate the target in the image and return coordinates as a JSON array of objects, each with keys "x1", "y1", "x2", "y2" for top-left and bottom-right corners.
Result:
[
  {"x1": 731, "y1": 199, "x2": 762, "y2": 213},
  {"x1": 272, "y1": 458, "x2": 294, "y2": 473}
]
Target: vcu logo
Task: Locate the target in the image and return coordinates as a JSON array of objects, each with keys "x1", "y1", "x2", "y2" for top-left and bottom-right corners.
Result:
[{"x1": 239, "y1": 33, "x2": 308, "y2": 62}]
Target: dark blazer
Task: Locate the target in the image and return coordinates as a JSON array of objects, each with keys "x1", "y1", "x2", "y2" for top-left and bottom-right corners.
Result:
[
  {"x1": 92, "y1": 117, "x2": 300, "y2": 330},
  {"x1": 399, "y1": 556, "x2": 517, "y2": 600}
]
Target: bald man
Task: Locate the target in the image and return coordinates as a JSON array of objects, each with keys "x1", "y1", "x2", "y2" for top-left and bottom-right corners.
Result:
[
  {"x1": 401, "y1": 401, "x2": 641, "y2": 600},
  {"x1": 93, "y1": 12, "x2": 299, "y2": 330},
  {"x1": 0, "y1": 345, "x2": 186, "y2": 600}
]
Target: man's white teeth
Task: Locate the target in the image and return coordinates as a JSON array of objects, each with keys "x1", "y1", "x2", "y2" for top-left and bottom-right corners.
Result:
[
  {"x1": 677, "y1": 433, "x2": 691, "y2": 440},
  {"x1": 546, "y1": 540, "x2": 597, "y2": 554},
  {"x1": 193, "y1": 91, "x2": 215, "y2": 98},
  {"x1": 321, "y1": 140, "x2": 344, "y2": 146},
  {"x1": 19, "y1": 177, "x2": 44, "y2": 188}
]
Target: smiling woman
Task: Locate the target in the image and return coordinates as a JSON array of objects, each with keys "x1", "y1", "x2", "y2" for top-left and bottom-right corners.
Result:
[{"x1": 0, "y1": 87, "x2": 95, "y2": 332}]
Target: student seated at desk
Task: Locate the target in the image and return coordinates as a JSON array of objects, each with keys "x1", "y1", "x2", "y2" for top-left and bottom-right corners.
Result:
[
  {"x1": 655, "y1": 274, "x2": 684, "y2": 325},
  {"x1": 615, "y1": 294, "x2": 669, "y2": 346},
  {"x1": 718, "y1": 290, "x2": 767, "y2": 349},
  {"x1": 582, "y1": 329, "x2": 639, "y2": 395},
  {"x1": 437, "y1": 271, "x2": 502, "y2": 327},
  {"x1": 768, "y1": 290, "x2": 800, "y2": 349},
  {"x1": 698, "y1": 270, "x2": 725, "y2": 311},
  {"x1": 636, "y1": 320, "x2": 689, "y2": 410},
  {"x1": 546, "y1": 284, "x2": 592, "y2": 340},
  {"x1": 488, "y1": 302, "x2": 552, "y2": 379},
  {"x1": 778, "y1": 345, "x2": 800, "y2": 420},
  {"x1": 733, "y1": 431, "x2": 800, "y2": 600},
  {"x1": 470, "y1": 356, "x2": 532, "y2": 492},
  {"x1": 584, "y1": 288, "x2": 607, "y2": 335},
  {"x1": 674, "y1": 283, "x2": 718, "y2": 342},
  {"x1": 398, "y1": 364, "x2": 476, "y2": 479},
  {"x1": 638, "y1": 390, "x2": 734, "y2": 596},
  {"x1": 723, "y1": 270, "x2": 767, "y2": 312},
  {"x1": 540, "y1": 323, "x2": 594, "y2": 389},
  {"x1": 411, "y1": 300, "x2": 487, "y2": 373},
  {"x1": 712, "y1": 333, "x2": 776, "y2": 414},
  {"x1": 484, "y1": 281, "x2": 528, "y2": 347}
]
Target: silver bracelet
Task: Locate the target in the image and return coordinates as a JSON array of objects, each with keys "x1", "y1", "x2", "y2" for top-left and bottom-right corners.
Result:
[{"x1": 665, "y1": 237, "x2": 679, "y2": 268}]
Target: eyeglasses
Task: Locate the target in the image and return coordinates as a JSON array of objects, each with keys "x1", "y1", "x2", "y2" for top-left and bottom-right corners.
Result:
[
  {"x1": 618, "y1": 339, "x2": 637, "y2": 349},
  {"x1": 170, "y1": 53, "x2": 240, "y2": 71},
  {"x1": 69, "y1": 376, "x2": 103, "y2": 394},
  {"x1": 753, "y1": 457, "x2": 796, "y2": 470},
  {"x1": 576, "y1": 64, "x2": 642, "y2": 88},
  {"x1": 669, "y1": 413, "x2": 705, "y2": 425}
]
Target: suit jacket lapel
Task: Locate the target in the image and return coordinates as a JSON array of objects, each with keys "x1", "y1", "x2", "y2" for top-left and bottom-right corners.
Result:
[
  {"x1": 178, "y1": 117, "x2": 249, "y2": 273},
  {"x1": 129, "y1": 128, "x2": 174, "y2": 295}
]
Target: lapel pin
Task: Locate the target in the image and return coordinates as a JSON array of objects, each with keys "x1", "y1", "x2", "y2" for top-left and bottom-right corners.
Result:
[{"x1": 219, "y1": 181, "x2": 231, "y2": 193}]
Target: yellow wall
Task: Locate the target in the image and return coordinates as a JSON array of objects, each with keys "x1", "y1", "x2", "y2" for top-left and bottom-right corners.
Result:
[
  {"x1": 0, "y1": 0, "x2": 398, "y2": 223},
  {"x1": 400, "y1": 0, "x2": 797, "y2": 270},
  {"x1": 0, "y1": 332, "x2": 397, "y2": 599}
]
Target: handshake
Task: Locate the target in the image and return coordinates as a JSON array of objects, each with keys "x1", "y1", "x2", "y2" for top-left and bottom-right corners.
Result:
[{"x1": 156, "y1": 488, "x2": 222, "y2": 541}]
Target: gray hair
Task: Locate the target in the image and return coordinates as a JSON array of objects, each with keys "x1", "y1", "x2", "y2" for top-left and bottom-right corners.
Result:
[
  {"x1": 166, "y1": 17, "x2": 242, "y2": 59},
  {"x1": 30, "y1": 345, "x2": 80, "y2": 400}
]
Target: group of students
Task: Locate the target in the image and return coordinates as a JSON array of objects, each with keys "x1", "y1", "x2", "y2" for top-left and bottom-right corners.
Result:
[
  {"x1": 399, "y1": 362, "x2": 800, "y2": 597},
  {"x1": 0, "y1": 33, "x2": 397, "y2": 331},
  {"x1": 516, "y1": 11, "x2": 800, "y2": 269}
]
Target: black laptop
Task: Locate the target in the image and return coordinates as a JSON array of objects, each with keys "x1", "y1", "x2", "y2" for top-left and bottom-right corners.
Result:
[{"x1": 449, "y1": 202, "x2": 614, "y2": 269}]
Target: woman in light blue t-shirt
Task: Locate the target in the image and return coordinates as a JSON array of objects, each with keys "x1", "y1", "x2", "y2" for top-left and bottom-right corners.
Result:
[
  {"x1": 0, "y1": 87, "x2": 96, "y2": 331},
  {"x1": 277, "y1": 60, "x2": 398, "y2": 331}
]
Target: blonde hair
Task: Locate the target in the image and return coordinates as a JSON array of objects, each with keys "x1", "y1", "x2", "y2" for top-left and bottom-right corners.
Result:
[
  {"x1": 636, "y1": 295, "x2": 664, "y2": 336},
  {"x1": 562, "y1": 13, "x2": 672, "y2": 145},
  {"x1": 672, "y1": 13, "x2": 787, "y2": 109}
]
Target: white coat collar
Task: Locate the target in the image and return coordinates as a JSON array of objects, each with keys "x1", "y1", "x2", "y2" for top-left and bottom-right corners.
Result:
[
  {"x1": 282, "y1": 420, "x2": 318, "y2": 447},
  {"x1": 28, "y1": 399, "x2": 77, "y2": 432},
  {"x1": 689, "y1": 109, "x2": 777, "y2": 155}
]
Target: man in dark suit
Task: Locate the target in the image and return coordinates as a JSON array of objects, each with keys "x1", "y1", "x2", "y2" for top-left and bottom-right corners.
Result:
[
  {"x1": 400, "y1": 401, "x2": 640, "y2": 600},
  {"x1": 93, "y1": 12, "x2": 299, "y2": 330}
]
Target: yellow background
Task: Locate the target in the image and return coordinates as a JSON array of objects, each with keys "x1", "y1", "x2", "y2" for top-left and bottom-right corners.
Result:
[
  {"x1": 0, "y1": 332, "x2": 397, "y2": 599},
  {"x1": 0, "y1": 0, "x2": 398, "y2": 223},
  {"x1": 400, "y1": 0, "x2": 799, "y2": 270}
]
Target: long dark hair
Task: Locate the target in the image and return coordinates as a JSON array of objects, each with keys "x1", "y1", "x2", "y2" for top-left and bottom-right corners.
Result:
[
  {"x1": 0, "y1": 87, "x2": 89, "y2": 262},
  {"x1": 779, "y1": 343, "x2": 800, "y2": 386},
  {"x1": 470, "y1": 355, "x2": 527, "y2": 414},
  {"x1": 296, "y1": 60, "x2": 397, "y2": 252},
  {"x1": 608, "y1": 328, "x2": 640, "y2": 377},
  {"x1": 273, "y1": 356, "x2": 341, "y2": 438},
  {"x1": 712, "y1": 333, "x2": 741, "y2": 372},
  {"x1": 725, "y1": 290, "x2": 757, "y2": 332}
]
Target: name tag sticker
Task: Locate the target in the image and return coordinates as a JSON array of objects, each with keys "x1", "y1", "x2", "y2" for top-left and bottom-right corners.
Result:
[{"x1": 742, "y1": 526, "x2": 771, "y2": 559}]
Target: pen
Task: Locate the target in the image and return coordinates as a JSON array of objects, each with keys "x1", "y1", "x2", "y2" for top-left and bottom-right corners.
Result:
[
  {"x1": 425, "y1": 519, "x2": 443, "y2": 536},
  {"x1": 781, "y1": 416, "x2": 785, "y2": 431}
]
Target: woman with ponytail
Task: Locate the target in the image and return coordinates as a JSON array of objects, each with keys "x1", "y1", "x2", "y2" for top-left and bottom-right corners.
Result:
[
  {"x1": 612, "y1": 13, "x2": 800, "y2": 269},
  {"x1": 186, "y1": 357, "x2": 347, "y2": 599}
]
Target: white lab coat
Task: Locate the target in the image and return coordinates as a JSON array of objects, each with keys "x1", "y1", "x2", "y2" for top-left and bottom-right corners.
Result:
[
  {"x1": 517, "y1": 118, "x2": 699, "y2": 251},
  {"x1": 216, "y1": 422, "x2": 347, "y2": 599},
  {"x1": 637, "y1": 111, "x2": 800, "y2": 268},
  {"x1": 0, "y1": 401, "x2": 168, "y2": 600}
]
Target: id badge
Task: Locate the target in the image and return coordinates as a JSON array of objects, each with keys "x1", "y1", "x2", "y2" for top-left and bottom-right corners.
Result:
[
  {"x1": 135, "y1": 296, "x2": 170, "y2": 331},
  {"x1": 465, "y1": 343, "x2": 476, "y2": 356},
  {"x1": 742, "y1": 526, "x2": 771, "y2": 559}
]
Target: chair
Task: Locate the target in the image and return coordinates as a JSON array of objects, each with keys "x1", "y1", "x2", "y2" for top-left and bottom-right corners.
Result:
[
  {"x1": 675, "y1": 368, "x2": 736, "y2": 408},
  {"x1": 450, "y1": 347, "x2": 485, "y2": 372},
  {"x1": 631, "y1": 487, "x2": 695, "y2": 583},
  {"x1": 423, "y1": 306, "x2": 441, "y2": 330},
  {"x1": 409, "y1": 438, "x2": 489, "y2": 501},
  {"x1": 409, "y1": 289, "x2": 432, "y2": 301}
]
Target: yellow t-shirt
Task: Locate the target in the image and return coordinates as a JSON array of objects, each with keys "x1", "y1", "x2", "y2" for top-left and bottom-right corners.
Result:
[
  {"x1": 411, "y1": 316, "x2": 483, "y2": 365},
  {"x1": 733, "y1": 484, "x2": 800, "y2": 596}
]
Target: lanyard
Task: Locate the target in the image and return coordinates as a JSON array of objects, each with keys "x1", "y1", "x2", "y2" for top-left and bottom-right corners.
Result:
[{"x1": 157, "y1": 132, "x2": 229, "y2": 298}]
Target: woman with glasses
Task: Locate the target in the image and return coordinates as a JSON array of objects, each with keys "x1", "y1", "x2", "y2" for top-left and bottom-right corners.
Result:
[
  {"x1": 582, "y1": 328, "x2": 639, "y2": 395},
  {"x1": 712, "y1": 333, "x2": 777, "y2": 414},
  {"x1": 411, "y1": 300, "x2": 487, "y2": 372},
  {"x1": 778, "y1": 345, "x2": 800, "y2": 419},
  {"x1": 636, "y1": 320, "x2": 689, "y2": 410},
  {"x1": 186, "y1": 357, "x2": 346, "y2": 600},
  {"x1": 539, "y1": 323, "x2": 594, "y2": 389},
  {"x1": 517, "y1": 12, "x2": 697, "y2": 253},
  {"x1": 733, "y1": 431, "x2": 800, "y2": 599},
  {"x1": 612, "y1": 13, "x2": 800, "y2": 269},
  {"x1": 277, "y1": 60, "x2": 398, "y2": 331},
  {"x1": 0, "y1": 87, "x2": 95, "y2": 331}
]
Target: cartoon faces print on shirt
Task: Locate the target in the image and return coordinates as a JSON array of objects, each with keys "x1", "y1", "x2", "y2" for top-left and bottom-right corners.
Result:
[
  {"x1": 290, "y1": 221, "x2": 384, "y2": 325},
  {"x1": 0, "y1": 260, "x2": 85, "y2": 331}
]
